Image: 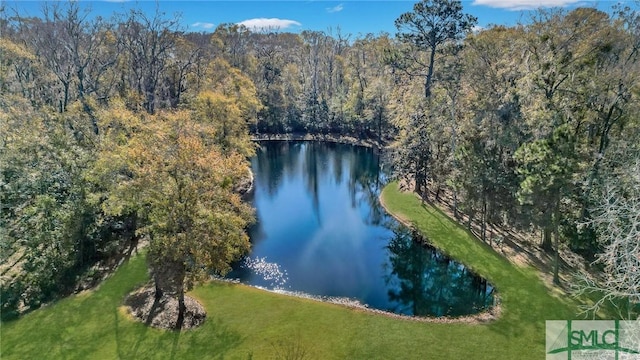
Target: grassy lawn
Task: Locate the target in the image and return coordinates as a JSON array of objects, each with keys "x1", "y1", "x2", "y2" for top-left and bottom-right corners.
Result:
[{"x1": 1, "y1": 182, "x2": 581, "y2": 359}]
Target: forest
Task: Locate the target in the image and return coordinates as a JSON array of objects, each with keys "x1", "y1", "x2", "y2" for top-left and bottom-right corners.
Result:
[{"x1": 1, "y1": 0, "x2": 639, "y2": 321}]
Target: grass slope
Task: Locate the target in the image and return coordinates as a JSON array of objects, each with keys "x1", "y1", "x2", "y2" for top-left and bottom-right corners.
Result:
[{"x1": 1, "y1": 182, "x2": 579, "y2": 359}]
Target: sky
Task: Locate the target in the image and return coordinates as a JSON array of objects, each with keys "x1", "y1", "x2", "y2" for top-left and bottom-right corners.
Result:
[{"x1": 3, "y1": 1, "x2": 635, "y2": 36}]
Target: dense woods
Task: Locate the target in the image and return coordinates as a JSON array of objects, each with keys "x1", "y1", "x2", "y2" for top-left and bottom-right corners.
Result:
[{"x1": 1, "y1": 0, "x2": 639, "y2": 319}]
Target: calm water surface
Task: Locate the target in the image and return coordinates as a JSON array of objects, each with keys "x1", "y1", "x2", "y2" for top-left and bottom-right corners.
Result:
[{"x1": 228, "y1": 141, "x2": 494, "y2": 317}]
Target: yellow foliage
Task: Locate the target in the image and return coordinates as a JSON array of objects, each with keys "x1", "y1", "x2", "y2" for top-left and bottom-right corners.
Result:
[
  {"x1": 191, "y1": 59, "x2": 261, "y2": 157},
  {"x1": 203, "y1": 58, "x2": 262, "y2": 116},
  {"x1": 0, "y1": 38, "x2": 36, "y2": 62},
  {"x1": 94, "y1": 107, "x2": 253, "y2": 288}
]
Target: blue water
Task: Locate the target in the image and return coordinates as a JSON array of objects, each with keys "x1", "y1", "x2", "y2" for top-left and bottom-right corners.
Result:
[{"x1": 228, "y1": 141, "x2": 494, "y2": 317}]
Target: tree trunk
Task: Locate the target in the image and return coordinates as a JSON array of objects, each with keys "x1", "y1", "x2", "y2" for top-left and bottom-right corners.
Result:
[
  {"x1": 489, "y1": 227, "x2": 493, "y2": 247},
  {"x1": 176, "y1": 291, "x2": 186, "y2": 329},
  {"x1": 151, "y1": 258, "x2": 184, "y2": 301},
  {"x1": 425, "y1": 44, "x2": 437, "y2": 99},
  {"x1": 450, "y1": 89, "x2": 458, "y2": 220},
  {"x1": 154, "y1": 281, "x2": 164, "y2": 300},
  {"x1": 541, "y1": 227, "x2": 553, "y2": 251},
  {"x1": 553, "y1": 228, "x2": 560, "y2": 285},
  {"x1": 62, "y1": 81, "x2": 70, "y2": 112},
  {"x1": 453, "y1": 191, "x2": 459, "y2": 219},
  {"x1": 415, "y1": 169, "x2": 426, "y2": 204},
  {"x1": 481, "y1": 198, "x2": 487, "y2": 243},
  {"x1": 377, "y1": 109, "x2": 382, "y2": 146},
  {"x1": 77, "y1": 69, "x2": 85, "y2": 99}
]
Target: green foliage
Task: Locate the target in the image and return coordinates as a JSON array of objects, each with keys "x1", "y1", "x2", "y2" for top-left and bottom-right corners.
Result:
[
  {"x1": 0, "y1": 95, "x2": 105, "y2": 315},
  {"x1": 516, "y1": 125, "x2": 578, "y2": 208},
  {"x1": 394, "y1": 0, "x2": 477, "y2": 98},
  {"x1": 395, "y1": 0, "x2": 477, "y2": 48},
  {"x1": 515, "y1": 125, "x2": 581, "y2": 283},
  {"x1": 1, "y1": 5, "x2": 262, "y2": 315},
  {"x1": 393, "y1": 112, "x2": 432, "y2": 198},
  {"x1": 390, "y1": 5, "x2": 640, "y2": 275}
]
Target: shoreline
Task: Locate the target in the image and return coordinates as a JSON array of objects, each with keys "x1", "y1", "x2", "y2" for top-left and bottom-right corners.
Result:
[
  {"x1": 216, "y1": 276, "x2": 501, "y2": 324},
  {"x1": 251, "y1": 133, "x2": 386, "y2": 149}
]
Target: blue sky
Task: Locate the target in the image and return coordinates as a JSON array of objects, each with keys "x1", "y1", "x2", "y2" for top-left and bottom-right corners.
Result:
[{"x1": 4, "y1": 1, "x2": 633, "y2": 36}]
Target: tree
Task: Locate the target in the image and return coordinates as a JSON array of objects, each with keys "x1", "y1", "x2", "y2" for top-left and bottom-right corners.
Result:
[
  {"x1": 516, "y1": 8, "x2": 639, "y2": 258},
  {"x1": 193, "y1": 59, "x2": 261, "y2": 157},
  {"x1": 119, "y1": 7, "x2": 180, "y2": 114},
  {"x1": 390, "y1": 0, "x2": 476, "y2": 198},
  {"x1": 394, "y1": 0, "x2": 476, "y2": 99},
  {"x1": 95, "y1": 107, "x2": 253, "y2": 328},
  {"x1": 0, "y1": 95, "x2": 102, "y2": 315},
  {"x1": 363, "y1": 77, "x2": 392, "y2": 144},
  {"x1": 454, "y1": 26, "x2": 525, "y2": 240},
  {"x1": 519, "y1": 8, "x2": 605, "y2": 139},
  {"x1": 394, "y1": 110, "x2": 432, "y2": 201},
  {"x1": 16, "y1": 2, "x2": 118, "y2": 119},
  {"x1": 0, "y1": 36, "x2": 44, "y2": 103},
  {"x1": 165, "y1": 36, "x2": 202, "y2": 108},
  {"x1": 577, "y1": 153, "x2": 640, "y2": 319},
  {"x1": 516, "y1": 125, "x2": 579, "y2": 284},
  {"x1": 210, "y1": 23, "x2": 251, "y2": 70}
]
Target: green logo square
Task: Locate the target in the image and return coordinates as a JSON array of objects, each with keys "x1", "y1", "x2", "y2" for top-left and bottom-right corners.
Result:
[{"x1": 546, "y1": 320, "x2": 640, "y2": 359}]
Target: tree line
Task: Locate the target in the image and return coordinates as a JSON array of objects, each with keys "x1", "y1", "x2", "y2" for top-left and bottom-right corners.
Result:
[
  {"x1": 1, "y1": 0, "x2": 639, "y2": 319},
  {"x1": 389, "y1": 0, "x2": 639, "y2": 316}
]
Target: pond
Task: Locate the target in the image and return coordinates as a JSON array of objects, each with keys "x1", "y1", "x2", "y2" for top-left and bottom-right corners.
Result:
[{"x1": 227, "y1": 141, "x2": 494, "y2": 317}]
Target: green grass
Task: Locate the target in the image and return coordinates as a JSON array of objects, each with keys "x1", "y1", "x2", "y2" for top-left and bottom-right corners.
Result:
[{"x1": 1, "y1": 182, "x2": 582, "y2": 359}]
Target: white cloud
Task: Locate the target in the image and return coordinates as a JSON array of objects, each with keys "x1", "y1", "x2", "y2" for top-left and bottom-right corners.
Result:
[
  {"x1": 191, "y1": 22, "x2": 215, "y2": 30},
  {"x1": 472, "y1": 25, "x2": 485, "y2": 33},
  {"x1": 237, "y1": 18, "x2": 301, "y2": 31},
  {"x1": 326, "y1": 4, "x2": 344, "y2": 13},
  {"x1": 472, "y1": 0, "x2": 583, "y2": 10}
]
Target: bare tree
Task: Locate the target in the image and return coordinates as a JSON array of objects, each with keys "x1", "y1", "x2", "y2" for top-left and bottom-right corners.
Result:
[
  {"x1": 119, "y1": 7, "x2": 180, "y2": 114},
  {"x1": 575, "y1": 155, "x2": 640, "y2": 319},
  {"x1": 164, "y1": 36, "x2": 202, "y2": 108},
  {"x1": 16, "y1": 2, "x2": 119, "y2": 131},
  {"x1": 26, "y1": 5, "x2": 75, "y2": 112}
]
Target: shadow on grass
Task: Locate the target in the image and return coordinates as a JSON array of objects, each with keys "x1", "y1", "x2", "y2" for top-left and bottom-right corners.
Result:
[
  {"x1": 415, "y1": 201, "x2": 516, "y2": 279},
  {"x1": 420, "y1": 202, "x2": 453, "y2": 232},
  {"x1": 270, "y1": 332, "x2": 315, "y2": 360},
  {"x1": 170, "y1": 329, "x2": 181, "y2": 360},
  {"x1": 180, "y1": 317, "x2": 246, "y2": 359},
  {"x1": 1, "y1": 239, "x2": 144, "y2": 324},
  {"x1": 113, "y1": 306, "x2": 244, "y2": 359}
]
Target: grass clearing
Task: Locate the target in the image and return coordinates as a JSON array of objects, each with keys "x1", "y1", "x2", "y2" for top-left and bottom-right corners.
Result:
[{"x1": 1, "y1": 182, "x2": 583, "y2": 359}]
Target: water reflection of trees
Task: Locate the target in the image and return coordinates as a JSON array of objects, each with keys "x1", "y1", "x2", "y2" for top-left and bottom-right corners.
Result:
[
  {"x1": 303, "y1": 142, "x2": 326, "y2": 219},
  {"x1": 253, "y1": 141, "x2": 303, "y2": 198},
  {"x1": 349, "y1": 146, "x2": 386, "y2": 226},
  {"x1": 253, "y1": 141, "x2": 389, "y2": 226},
  {"x1": 385, "y1": 227, "x2": 494, "y2": 317}
]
